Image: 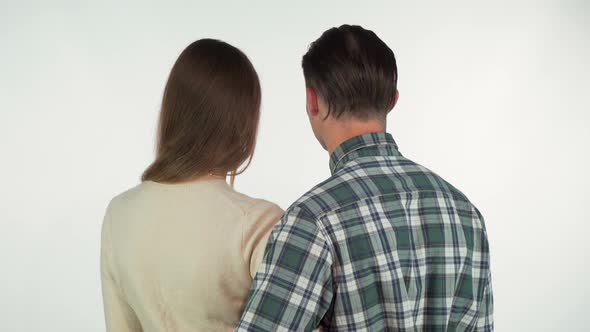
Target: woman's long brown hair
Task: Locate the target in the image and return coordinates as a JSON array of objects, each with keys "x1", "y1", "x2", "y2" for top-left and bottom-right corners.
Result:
[{"x1": 142, "y1": 39, "x2": 261, "y2": 185}]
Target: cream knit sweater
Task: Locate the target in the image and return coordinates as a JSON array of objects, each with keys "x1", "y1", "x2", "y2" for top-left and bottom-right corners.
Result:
[{"x1": 101, "y1": 179, "x2": 283, "y2": 331}]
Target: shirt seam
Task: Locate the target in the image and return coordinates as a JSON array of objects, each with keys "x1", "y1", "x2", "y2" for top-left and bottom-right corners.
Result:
[
  {"x1": 240, "y1": 199, "x2": 273, "y2": 272},
  {"x1": 298, "y1": 204, "x2": 337, "y2": 308},
  {"x1": 292, "y1": 204, "x2": 334, "y2": 262},
  {"x1": 104, "y1": 205, "x2": 125, "y2": 296},
  {"x1": 312, "y1": 189, "x2": 472, "y2": 220}
]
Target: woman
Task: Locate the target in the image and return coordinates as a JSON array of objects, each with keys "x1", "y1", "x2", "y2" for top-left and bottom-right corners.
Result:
[{"x1": 100, "y1": 39, "x2": 283, "y2": 331}]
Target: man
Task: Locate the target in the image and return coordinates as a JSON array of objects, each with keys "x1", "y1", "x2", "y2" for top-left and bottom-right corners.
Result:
[{"x1": 236, "y1": 25, "x2": 493, "y2": 331}]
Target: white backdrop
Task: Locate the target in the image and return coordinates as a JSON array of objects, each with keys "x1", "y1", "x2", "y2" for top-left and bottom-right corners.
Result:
[{"x1": 1, "y1": 1, "x2": 589, "y2": 331}]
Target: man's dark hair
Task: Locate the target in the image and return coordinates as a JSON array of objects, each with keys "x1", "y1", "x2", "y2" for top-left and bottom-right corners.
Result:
[{"x1": 302, "y1": 24, "x2": 398, "y2": 120}]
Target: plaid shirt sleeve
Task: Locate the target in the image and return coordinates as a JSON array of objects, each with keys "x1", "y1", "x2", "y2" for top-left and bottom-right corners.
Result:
[{"x1": 235, "y1": 205, "x2": 334, "y2": 331}]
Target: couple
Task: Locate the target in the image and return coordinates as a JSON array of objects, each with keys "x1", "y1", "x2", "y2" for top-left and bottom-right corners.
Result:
[{"x1": 101, "y1": 25, "x2": 493, "y2": 331}]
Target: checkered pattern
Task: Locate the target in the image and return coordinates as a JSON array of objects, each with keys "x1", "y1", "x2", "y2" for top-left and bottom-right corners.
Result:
[{"x1": 236, "y1": 133, "x2": 492, "y2": 331}]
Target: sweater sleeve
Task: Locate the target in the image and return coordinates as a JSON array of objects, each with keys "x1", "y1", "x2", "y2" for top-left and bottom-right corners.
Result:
[
  {"x1": 100, "y1": 204, "x2": 143, "y2": 332},
  {"x1": 241, "y1": 200, "x2": 284, "y2": 279}
]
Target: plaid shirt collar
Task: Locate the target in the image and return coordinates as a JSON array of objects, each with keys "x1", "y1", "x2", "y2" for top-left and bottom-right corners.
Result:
[{"x1": 329, "y1": 132, "x2": 400, "y2": 175}]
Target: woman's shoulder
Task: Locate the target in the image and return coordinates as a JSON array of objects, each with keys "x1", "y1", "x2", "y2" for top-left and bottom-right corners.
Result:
[
  {"x1": 104, "y1": 181, "x2": 283, "y2": 222},
  {"x1": 233, "y1": 192, "x2": 284, "y2": 277},
  {"x1": 104, "y1": 182, "x2": 154, "y2": 215},
  {"x1": 221, "y1": 187, "x2": 283, "y2": 218}
]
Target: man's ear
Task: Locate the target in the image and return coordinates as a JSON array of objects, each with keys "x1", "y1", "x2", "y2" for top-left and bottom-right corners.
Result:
[
  {"x1": 306, "y1": 87, "x2": 319, "y2": 117},
  {"x1": 388, "y1": 89, "x2": 399, "y2": 114}
]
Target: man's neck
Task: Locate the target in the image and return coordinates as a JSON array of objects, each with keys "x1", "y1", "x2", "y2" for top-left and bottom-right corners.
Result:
[{"x1": 325, "y1": 120, "x2": 386, "y2": 154}]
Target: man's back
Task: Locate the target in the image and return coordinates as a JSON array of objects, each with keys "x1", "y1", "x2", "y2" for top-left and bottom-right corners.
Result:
[{"x1": 236, "y1": 133, "x2": 492, "y2": 331}]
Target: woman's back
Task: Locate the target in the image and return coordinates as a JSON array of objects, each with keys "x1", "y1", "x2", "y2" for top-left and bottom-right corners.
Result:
[{"x1": 101, "y1": 179, "x2": 283, "y2": 332}]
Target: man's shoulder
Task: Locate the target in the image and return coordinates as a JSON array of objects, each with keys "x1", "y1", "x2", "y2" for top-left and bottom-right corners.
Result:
[
  {"x1": 390, "y1": 157, "x2": 485, "y2": 224},
  {"x1": 287, "y1": 155, "x2": 481, "y2": 221},
  {"x1": 285, "y1": 171, "x2": 355, "y2": 220}
]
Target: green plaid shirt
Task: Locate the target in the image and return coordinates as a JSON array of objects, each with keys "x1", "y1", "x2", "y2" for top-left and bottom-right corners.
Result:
[{"x1": 236, "y1": 132, "x2": 492, "y2": 331}]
